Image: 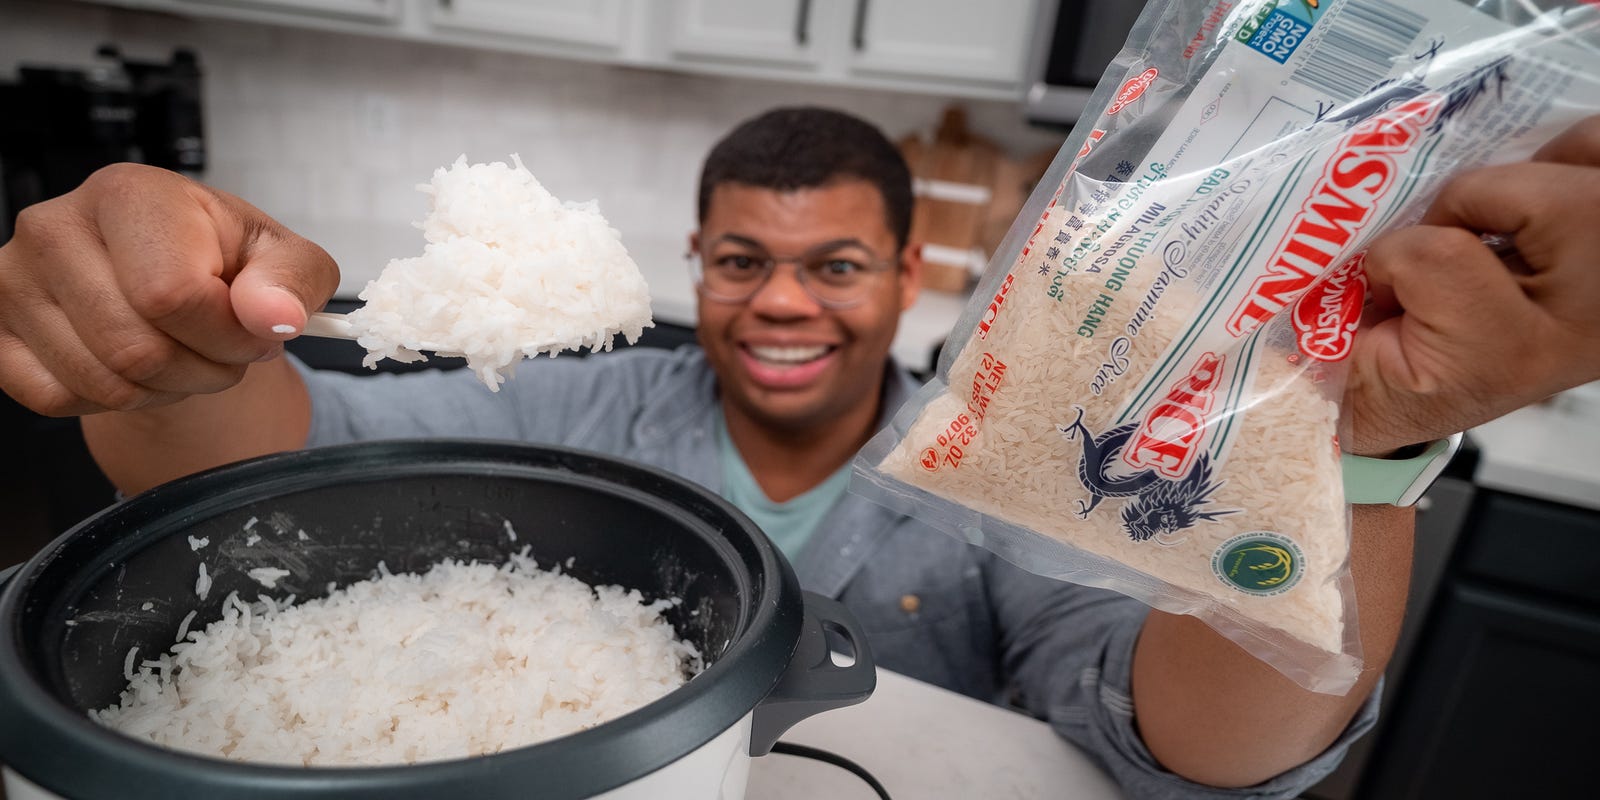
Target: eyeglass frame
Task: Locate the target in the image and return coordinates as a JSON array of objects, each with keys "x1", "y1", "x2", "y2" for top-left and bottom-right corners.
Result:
[{"x1": 686, "y1": 233, "x2": 901, "y2": 310}]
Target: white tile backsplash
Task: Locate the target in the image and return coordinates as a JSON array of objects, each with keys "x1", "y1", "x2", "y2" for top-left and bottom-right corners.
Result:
[{"x1": 3, "y1": 0, "x2": 1063, "y2": 304}]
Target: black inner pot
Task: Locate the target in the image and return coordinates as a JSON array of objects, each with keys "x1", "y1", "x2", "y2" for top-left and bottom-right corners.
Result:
[{"x1": 0, "y1": 440, "x2": 804, "y2": 800}]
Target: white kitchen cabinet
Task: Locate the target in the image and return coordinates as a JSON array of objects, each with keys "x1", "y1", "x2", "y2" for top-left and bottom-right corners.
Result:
[
  {"x1": 847, "y1": 0, "x2": 1036, "y2": 86},
  {"x1": 659, "y1": 0, "x2": 1037, "y2": 96},
  {"x1": 173, "y1": 0, "x2": 401, "y2": 23},
  {"x1": 73, "y1": 0, "x2": 1041, "y2": 98},
  {"x1": 665, "y1": 0, "x2": 822, "y2": 70},
  {"x1": 426, "y1": 0, "x2": 632, "y2": 52}
]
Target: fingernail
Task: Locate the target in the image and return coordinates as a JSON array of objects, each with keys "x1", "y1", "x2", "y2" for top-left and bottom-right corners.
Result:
[{"x1": 271, "y1": 324, "x2": 297, "y2": 335}]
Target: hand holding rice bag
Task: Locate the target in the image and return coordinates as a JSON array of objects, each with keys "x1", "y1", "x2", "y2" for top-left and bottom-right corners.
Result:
[
  {"x1": 347, "y1": 155, "x2": 653, "y2": 389},
  {"x1": 855, "y1": 0, "x2": 1600, "y2": 693}
]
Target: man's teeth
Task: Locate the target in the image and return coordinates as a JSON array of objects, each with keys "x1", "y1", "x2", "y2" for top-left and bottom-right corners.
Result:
[{"x1": 748, "y1": 345, "x2": 830, "y2": 365}]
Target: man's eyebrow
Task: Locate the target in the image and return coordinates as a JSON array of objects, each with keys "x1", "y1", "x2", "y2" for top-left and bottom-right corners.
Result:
[
  {"x1": 802, "y1": 238, "x2": 875, "y2": 254},
  {"x1": 710, "y1": 234, "x2": 876, "y2": 254},
  {"x1": 712, "y1": 233, "x2": 767, "y2": 249}
]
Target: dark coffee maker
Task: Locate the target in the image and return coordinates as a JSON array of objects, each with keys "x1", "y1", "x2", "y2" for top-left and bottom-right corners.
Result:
[
  {"x1": 0, "y1": 45, "x2": 204, "y2": 239},
  {"x1": 0, "y1": 45, "x2": 205, "y2": 562}
]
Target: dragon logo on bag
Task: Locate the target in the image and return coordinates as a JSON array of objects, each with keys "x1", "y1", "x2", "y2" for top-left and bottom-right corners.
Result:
[{"x1": 1059, "y1": 406, "x2": 1238, "y2": 543}]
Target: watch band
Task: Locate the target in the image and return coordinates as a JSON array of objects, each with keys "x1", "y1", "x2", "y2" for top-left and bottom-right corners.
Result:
[{"x1": 1340, "y1": 433, "x2": 1463, "y2": 506}]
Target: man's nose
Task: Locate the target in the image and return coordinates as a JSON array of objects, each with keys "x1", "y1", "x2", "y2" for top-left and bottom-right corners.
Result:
[{"x1": 748, "y1": 262, "x2": 822, "y2": 318}]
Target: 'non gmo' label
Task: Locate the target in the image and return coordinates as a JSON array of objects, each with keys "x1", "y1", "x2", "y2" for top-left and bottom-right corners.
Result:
[{"x1": 1247, "y1": 8, "x2": 1313, "y2": 63}]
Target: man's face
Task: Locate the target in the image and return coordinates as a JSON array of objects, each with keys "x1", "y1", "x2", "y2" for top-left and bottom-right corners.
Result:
[{"x1": 694, "y1": 179, "x2": 921, "y2": 434}]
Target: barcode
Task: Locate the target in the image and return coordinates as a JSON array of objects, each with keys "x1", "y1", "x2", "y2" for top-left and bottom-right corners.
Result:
[{"x1": 1289, "y1": 0, "x2": 1426, "y2": 103}]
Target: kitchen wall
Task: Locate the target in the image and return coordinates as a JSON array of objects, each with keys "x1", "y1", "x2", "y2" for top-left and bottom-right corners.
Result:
[{"x1": 0, "y1": 0, "x2": 1063, "y2": 299}]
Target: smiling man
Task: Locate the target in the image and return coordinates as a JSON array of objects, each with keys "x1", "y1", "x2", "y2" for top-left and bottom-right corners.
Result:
[
  {"x1": 689, "y1": 128, "x2": 921, "y2": 540},
  {"x1": 6, "y1": 107, "x2": 1600, "y2": 798}
]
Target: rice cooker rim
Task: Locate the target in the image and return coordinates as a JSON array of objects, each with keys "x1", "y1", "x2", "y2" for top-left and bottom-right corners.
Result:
[{"x1": 0, "y1": 439, "x2": 803, "y2": 800}]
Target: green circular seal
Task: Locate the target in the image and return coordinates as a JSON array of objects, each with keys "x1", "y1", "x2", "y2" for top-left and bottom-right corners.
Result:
[{"x1": 1212, "y1": 532, "x2": 1304, "y2": 596}]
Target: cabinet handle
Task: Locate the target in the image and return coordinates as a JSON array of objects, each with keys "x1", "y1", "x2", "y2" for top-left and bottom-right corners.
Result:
[
  {"x1": 851, "y1": 0, "x2": 870, "y2": 50},
  {"x1": 795, "y1": 0, "x2": 812, "y2": 46}
]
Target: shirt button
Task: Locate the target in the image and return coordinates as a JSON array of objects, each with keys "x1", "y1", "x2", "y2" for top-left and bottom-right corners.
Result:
[{"x1": 899, "y1": 594, "x2": 921, "y2": 614}]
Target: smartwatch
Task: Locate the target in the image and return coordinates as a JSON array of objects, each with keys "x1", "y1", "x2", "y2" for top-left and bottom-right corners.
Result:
[{"x1": 1340, "y1": 432, "x2": 1463, "y2": 506}]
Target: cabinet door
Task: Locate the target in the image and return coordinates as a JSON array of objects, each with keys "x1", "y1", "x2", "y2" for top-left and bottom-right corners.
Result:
[
  {"x1": 847, "y1": 0, "x2": 1037, "y2": 87},
  {"x1": 666, "y1": 0, "x2": 822, "y2": 69},
  {"x1": 173, "y1": 0, "x2": 400, "y2": 22},
  {"x1": 428, "y1": 0, "x2": 631, "y2": 51},
  {"x1": 1358, "y1": 585, "x2": 1600, "y2": 799}
]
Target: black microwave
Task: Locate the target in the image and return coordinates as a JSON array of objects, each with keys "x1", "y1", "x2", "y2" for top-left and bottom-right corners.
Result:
[{"x1": 1025, "y1": 0, "x2": 1152, "y2": 128}]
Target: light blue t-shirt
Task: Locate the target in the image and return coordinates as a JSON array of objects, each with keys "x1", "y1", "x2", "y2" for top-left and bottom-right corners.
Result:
[{"x1": 714, "y1": 410, "x2": 852, "y2": 560}]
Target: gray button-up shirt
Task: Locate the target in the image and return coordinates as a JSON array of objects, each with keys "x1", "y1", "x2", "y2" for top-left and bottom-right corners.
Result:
[{"x1": 297, "y1": 347, "x2": 1376, "y2": 799}]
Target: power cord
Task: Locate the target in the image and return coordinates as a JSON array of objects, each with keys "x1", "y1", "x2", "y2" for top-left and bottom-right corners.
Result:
[{"x1": 769, "y1": 741, "x2": 892, "y2": 800}]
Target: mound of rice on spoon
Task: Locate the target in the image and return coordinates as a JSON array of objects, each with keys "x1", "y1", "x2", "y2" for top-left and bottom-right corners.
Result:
[{"x1": 341, "y1": 155, "x2": 653, "y2": 389}]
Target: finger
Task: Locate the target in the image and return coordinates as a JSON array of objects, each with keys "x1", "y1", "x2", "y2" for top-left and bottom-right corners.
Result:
[
  {"x1": 1532, "y1": 115, "x2": 1600, "y2": 167},
  {"x1": 0, "y1": 328, "x2": 99, "y2": 417},
  {"x1": 34, "y1": 235, "x2": 253, "y2": 394},
  {"x1": 1419, "y1": 162, "x2": 1600, "y2": 272},
  {"x1": 1362, "y1": 224, "x2": 1544, "y2": 350},
  {"x1": 1363, "y1": 225, "x2": 1526, "y2": 313},
  {"x1": 199, "y1": 185, "x2": 341, "y2": 339},
  {"x1": 1359, "y1": 256, "x2": 1400, "y2": 328},
  {"x1": 82, "y1": 165, "x2": 284, "y2": 363},
  {"x1": 3, "y1": 302, "x2": 184, "y2": 414},
  {"x1": 1345, "y1": 227, "x2": 1554, "y2": 450},
  {"x1": 1418, "y1": 161, "x2": 1562, "y2": 234}
]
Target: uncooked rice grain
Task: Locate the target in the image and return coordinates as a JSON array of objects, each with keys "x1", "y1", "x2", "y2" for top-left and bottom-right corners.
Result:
[{"x1": 878, "y1": 168, "x2": 1350, "y2": 658}]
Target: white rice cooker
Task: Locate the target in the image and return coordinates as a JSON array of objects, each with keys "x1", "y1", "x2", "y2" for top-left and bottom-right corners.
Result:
[{"x1": 0, "y1": 441, "x2": 875, "y2": 799}]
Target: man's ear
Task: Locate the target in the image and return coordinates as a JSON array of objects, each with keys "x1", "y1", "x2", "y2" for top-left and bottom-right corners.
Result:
[
  {"x1": 898, "y1": 241, "x2": 924, "y2": 312},
  {"x1": 688, "y1": 230, "x2": 701, "y2": 256}
]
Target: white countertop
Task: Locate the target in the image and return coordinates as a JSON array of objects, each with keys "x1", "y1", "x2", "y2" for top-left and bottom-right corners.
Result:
[
  {"x1": 1469, "y1": 385, "x2": 1600, "y2": 511},
  {"x1": 746, "y1": 668, "x2": 1123, "y2": 800}
]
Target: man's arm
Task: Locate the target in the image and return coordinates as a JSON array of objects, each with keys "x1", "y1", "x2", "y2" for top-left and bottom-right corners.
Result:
[
  {"x1": 0, "y1": 164, "x2": 337, "y2": 494},
  {"x1": 1132, "y1": 505, "x2": 1411, "y2": 787},
  {"x1": 1129, "y1": 116, "x2": 1600, "y2": 786},
  {"x1": 82, "y1": 357, "x2": 311, "y2": 495}
]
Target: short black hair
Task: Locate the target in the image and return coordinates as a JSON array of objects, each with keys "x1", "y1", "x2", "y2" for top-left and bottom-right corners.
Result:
[{"x1": 698, "y1": 106, "x2": 913, "y2": 249}]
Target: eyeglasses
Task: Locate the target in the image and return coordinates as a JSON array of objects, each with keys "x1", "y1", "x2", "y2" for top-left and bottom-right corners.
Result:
[{"x1": 687, "y1": 237, "x2": 898, "y2": 310}]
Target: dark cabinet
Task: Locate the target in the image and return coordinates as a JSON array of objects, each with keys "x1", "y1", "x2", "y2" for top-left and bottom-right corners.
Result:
[{"x1": 1355, "y1": 489, "x2": 1600, "y2": 799}]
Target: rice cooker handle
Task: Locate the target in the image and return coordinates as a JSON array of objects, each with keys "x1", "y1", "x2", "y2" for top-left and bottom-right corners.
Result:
[{"x1": 748, "y1": 591, "x2": 877, "y2": 757}]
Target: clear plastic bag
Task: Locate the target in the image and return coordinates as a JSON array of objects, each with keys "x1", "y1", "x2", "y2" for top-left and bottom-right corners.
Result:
[{"x1": 855, "y1": 0, "x2": 1600, "y2": 693}]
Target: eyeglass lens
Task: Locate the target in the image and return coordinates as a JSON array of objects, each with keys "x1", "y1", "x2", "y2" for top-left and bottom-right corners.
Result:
[{"x1": 698, "y1": 243, "x2": 889, "y2": 306}]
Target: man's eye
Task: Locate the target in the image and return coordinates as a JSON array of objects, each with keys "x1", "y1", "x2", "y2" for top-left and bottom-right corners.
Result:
[
  {"x1": 716, "y1": 255, "x2": 763, "y2": 272},
  {"x1": 816, "y1": 259, "x2": 865, "y2": 279}
]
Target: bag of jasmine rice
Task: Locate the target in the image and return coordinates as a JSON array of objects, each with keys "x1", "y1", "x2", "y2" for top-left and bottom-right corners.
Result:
[{"x1": 855, "y1": 0, "x2": 1600, "y2": 693}]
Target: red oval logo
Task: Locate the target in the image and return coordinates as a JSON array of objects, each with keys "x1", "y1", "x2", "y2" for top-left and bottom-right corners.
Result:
[
  {"x1": 1108, "y1": 68, "x2": 1159, "y2": 115},
  {"x1": 919, "y1": 448, "x2": 940, "y2": 472},
  {"x1": 1293, "y1": 254, "x2": 1367, "y2": 362}
]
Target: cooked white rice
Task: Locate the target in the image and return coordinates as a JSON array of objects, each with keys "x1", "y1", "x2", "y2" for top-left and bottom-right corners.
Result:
[
  {"x1": 94, "y1": 554, "x2": 699, "y2": 766},
  {"x1": 247, "y1": 567, "x2": 292, "y2": 589},
  {"x1": 347, "y1": 155, "x2": 654, "y2": 389},
  {"x1": 194, "y1": 563, "x2": 211, "y2": 601}
]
